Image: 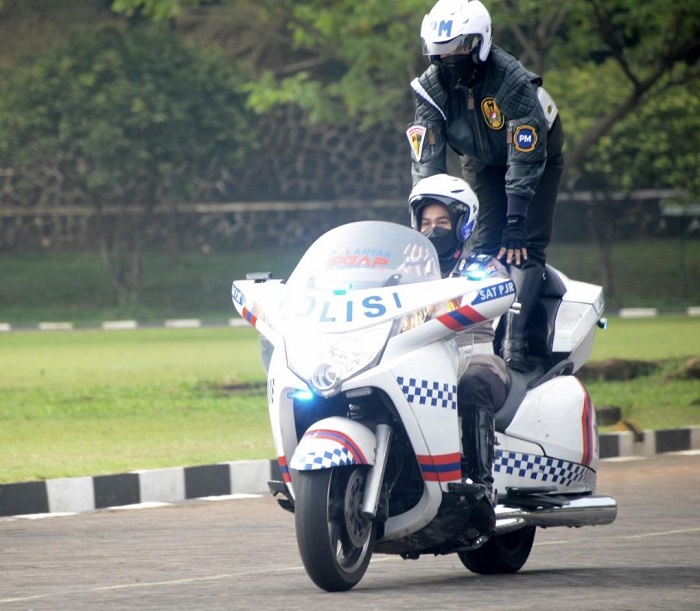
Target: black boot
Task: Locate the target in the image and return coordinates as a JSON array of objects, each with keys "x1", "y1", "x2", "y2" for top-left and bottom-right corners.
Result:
[
  {"x1": 470, "y1": 408, "x2": 495, "y2": 501},
  {"x1": 468, "y1": 408, "x2": 496, "y2": 535},
  {"x1": 502, "y1": 265, "x2": 545, "y2": 372},
  {"x1": 457, "y1": 411, "x2": 493, "y2": 499}
]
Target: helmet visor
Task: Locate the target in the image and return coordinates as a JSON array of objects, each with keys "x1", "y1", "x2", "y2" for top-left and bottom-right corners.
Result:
[{"x1": 422, "y1": 33, "x2": 481, "y2": 57}]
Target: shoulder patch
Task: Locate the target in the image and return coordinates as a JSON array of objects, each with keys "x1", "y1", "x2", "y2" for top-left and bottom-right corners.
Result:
[
  {"x1": 406, "y1": 124, "x2": 427, "y2": 161},
  {"x1": 513, "y1": 125, "x2": 538, "y2": 152},
  {"x1": 481, "y1": 97, "x2": 504, "y2": 130}
]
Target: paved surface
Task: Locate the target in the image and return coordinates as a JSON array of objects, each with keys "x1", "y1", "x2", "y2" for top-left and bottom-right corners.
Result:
[{"x1": 1, "y1": 452, "x2": 699, "y2": 610}]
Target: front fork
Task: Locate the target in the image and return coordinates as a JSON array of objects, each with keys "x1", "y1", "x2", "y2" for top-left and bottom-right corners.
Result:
[{"x1": 361, "y1": 423, "x2": 392, "y2": 519}]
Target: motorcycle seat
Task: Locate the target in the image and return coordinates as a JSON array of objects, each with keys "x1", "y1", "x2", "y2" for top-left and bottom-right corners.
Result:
[{"x1": 494, "y1": 369, "x2": 531, "y2": 433}]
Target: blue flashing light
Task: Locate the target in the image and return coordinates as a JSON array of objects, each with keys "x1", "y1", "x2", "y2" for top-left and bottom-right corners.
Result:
[
  {"x1": 289, "y1": 388, "x2": 314, "y2": 402},
  {"x1": 465, "y1": 268, "x2": 488, "y2": 281}
]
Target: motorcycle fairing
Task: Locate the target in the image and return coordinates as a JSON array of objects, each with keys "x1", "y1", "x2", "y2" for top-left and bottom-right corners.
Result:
[
  {"x1": 549, "y1": 270, "x2": 604, "y2": 371},
  {"x1": 231, "y1": 278, "x2": 285, "y2": 331},
  {"x1": 505, "y1": 375, "x2": 598, "y2": 465},
  {"x1": 290, "y1": 417, "x2": 376, "y2": 471},
  {"x1": 494, "y1": 448, "x2": 596, "y2": 494},
  {"x1": 493, "y1": 434, "x2": 597, "y2": 494},
  {"x1": 232, "y1": 275, "x2": 514, "y2": 336},
  {"x1": 397, "y1": 377, "x2": 463, "y2": 484}
]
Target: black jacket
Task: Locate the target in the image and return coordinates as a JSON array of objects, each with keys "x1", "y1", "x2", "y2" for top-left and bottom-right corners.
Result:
[{"x1": 408, "y1": 46, "x2": 561, "y2": 203}]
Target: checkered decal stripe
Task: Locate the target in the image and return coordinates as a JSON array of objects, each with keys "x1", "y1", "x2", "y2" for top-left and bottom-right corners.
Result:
[
  {"x1": 397, "y1": 376, "x2": 457, "y2": 410},
  {"x1": 294, "y1": 447, "x2": 357, "y2": 471},
  {"x1": 495, "y1": 450, "x2": 596, "y2": 487}
]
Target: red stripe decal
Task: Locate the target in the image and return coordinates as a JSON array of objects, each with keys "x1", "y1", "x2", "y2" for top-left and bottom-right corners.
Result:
[
  {"x1": 278, "y1": 455, "x2": 291, "y2": 483},
  {"x1": 305, "y1": 429, "x2": 369, "y2": 464},
  {"x1": 579, "y1": 386, "x2": 594, "y2": 466},
  {"x1": 436, "y1": 304, "x2": 487, "y2": 331},
  {"x1": 417, "y1": 453, "x2": 462, "y2": 482},
  {"x1": 437, "y1": 313, "x2": 464, "y2": 331},
  {"x1": 241, "y1": 307, "x2": 258, "y2": 327}
]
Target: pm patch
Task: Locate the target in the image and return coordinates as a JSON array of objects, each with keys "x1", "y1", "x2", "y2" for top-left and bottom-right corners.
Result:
[
  {"x1": 406, "y1": 124, "x2": 427, "y2": 161},
  {"x1": 481, "y1": 97, "x2": 504, "y2": 130},
  {"x1": 514, "y1": 125, "x2": 538, "y2": 152}
]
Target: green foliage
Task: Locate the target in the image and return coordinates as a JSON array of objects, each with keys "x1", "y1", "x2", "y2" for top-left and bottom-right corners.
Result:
[
  {"x1": 0, "y1": 24, "x2": 252, "y2": 202},
  {"x1": 550, "y1": 1, "x2": 699, "y2": 189},
  {"x1": 601, "y1": 81, "x2": 700, "y2": 194},
  {"x1": 549, "y1": 65, "x2": 700, "y2": 196},
  {"x1": 242, "y1": 0, "x2": 431, "y2": 128},
  {"x1": 97, "y1": 1, "x2": 700, "y2": 189},
  {"x1": 0, "y1": 22, "x2": 255, "y2": 306},
  {"x1": 111, "y1": 0, "x2": 197, "y2": 20}
]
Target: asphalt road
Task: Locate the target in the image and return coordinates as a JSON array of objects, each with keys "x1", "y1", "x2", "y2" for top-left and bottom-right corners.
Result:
[{"x1": 1, "y1": 452, "x2": 699, "y2": 611}]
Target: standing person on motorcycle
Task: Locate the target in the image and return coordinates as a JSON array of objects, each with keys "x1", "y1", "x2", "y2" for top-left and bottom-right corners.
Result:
[
  {"x1": 406, "y1": 0, "x2": 565, "y2": 372},
  {"x1": 409, "y1": 172, "x2": 508, "y2": 523}
]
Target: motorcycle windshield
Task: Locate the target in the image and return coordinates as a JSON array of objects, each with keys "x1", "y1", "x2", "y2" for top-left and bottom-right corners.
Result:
[
  {"x1": 281, "y1": 221, "x2": 443, "y2": 391},
  {"x1": 286, "y1": 221, "x2": 442, "y2": 292}
]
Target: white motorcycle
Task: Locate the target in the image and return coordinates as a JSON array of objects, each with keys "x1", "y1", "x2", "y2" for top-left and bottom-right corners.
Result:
[{"x1": 231, "y1": 220, "x2": 617, "y2": 592}]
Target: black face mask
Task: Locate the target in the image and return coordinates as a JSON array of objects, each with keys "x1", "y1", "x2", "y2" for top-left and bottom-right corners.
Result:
[
  {"x1": 423, "y1": 226, "x2": 459, "y2": 258},
  {"x1": 435, "y1": 54, "x2": 483, "y2": 87}
]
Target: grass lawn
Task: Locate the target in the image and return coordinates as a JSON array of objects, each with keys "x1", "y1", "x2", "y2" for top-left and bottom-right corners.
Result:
[
  {"x1": 585, "y1": 316, "x2": 700, "y2": 431},
  {"x1": 0, "y1": 313, "x2": 698, "y2": 484},
  {"x1": 1, "y1": 327, "x2": 275, "y2": 482}
]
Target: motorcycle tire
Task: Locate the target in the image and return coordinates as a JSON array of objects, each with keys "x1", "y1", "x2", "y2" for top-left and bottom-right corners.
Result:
[
  {"x1": 294, "y1": 466, "x2": 376, "y2": 592},
  {"x1": 458, "y1": 526, "x2": 536, "y2": 574}
]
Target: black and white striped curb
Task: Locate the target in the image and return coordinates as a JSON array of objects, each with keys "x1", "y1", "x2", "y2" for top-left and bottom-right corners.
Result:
[
  {"x1": 1, "y1": 307, "x2": 699, "y2": 332},
  {"x1": 0, "y1": 459, "x2": 282, "y2": 518},
  {"x1": 0, "y1": 318, "x2": 249, "y2": 332},
  {"x1": 2, "y1": 427, "x2": 698, "y2": 518}
]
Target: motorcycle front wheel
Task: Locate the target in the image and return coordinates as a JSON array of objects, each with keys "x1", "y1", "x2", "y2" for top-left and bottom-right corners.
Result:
[
  {"x1": 294, "y1": 466, "x2": 376, "y2": 592},
  {"x1": 458, "y1": 525, "x2": 536, "y2": 574}
]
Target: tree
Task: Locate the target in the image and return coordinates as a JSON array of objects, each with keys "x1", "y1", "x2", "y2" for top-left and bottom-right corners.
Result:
[
  {"x1": 109, "y1": 1, "x2": 700, "y2": 178},
  {"x1": 557, "y1": 0, "x2": 700, "y2": 188},
  {"x1": 111, "y1": 0, "x2": 431, "y2": 129},
  {"x1": 110, "y1": 0, "x2": 195, "y2": 20},
  {"x1": 0, "y1": 25, "x2": 252, "y2": 307}
]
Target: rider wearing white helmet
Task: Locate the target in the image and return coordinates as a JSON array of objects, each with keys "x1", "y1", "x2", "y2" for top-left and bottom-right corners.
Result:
[
  {"x1": 408, "y1": 173, "x2": 478, "y2": 274},
  {"x1": 410, "y1": 173, "x2": 509, "y2": 528},
  {"x1": 407, "y1": 0, "x2": 565, "y2": 373}
]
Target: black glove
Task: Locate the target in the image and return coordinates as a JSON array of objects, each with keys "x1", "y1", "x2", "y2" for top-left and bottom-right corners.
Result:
[{"x1": 500, "y1": 215, "x2": 528, "y2": 251}]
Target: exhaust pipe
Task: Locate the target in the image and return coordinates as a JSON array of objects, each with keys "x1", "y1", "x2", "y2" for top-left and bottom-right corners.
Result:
[{"x1": 494, "y1": 495, "x2": 617, "y2": 535}]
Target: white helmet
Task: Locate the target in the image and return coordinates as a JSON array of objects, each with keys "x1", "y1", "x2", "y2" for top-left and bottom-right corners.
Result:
[
  {"x1": 420, "y1": 0, "x2": 492, "y2": 64},
  {"x1": 408, "y1": 174, "x2": 479, "y2": 244}
]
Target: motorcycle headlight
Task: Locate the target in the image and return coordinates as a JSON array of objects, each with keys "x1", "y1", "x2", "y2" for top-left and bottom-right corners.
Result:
[{"x1": 286, "y1": 321, "x2": 394, "y2": 397}]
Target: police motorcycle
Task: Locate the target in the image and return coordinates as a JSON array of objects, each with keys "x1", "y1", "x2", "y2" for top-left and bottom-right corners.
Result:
[{"x1": 230, "y1": 220, "x2": 617, "y2": 592}]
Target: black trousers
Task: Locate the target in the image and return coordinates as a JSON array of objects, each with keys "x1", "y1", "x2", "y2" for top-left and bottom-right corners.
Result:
[
  {"x1": 461, "y1": 116, "x2": 565, "y2": 268},
  {"x1": 457, "y1": 364, "x2": 507, "y2": 419}
]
